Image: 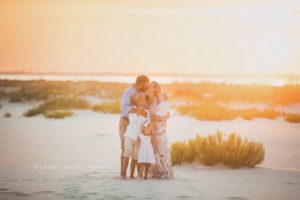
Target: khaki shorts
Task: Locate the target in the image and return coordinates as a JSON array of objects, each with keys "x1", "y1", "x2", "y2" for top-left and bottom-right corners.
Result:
[
  {"x1": 123, "y1": 137, "x2": 139, "y2": 160},
  {"x1": 119, "y1": 117, "x2": 130, "y2": 150}
]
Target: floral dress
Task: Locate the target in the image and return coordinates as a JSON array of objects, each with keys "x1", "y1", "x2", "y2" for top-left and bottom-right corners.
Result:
[{"x1": 148, "y1": 99, "x2": 174, "y2": 179}]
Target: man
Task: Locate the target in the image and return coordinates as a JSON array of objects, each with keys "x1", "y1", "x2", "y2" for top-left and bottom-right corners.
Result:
[{"x1": 119, "y1": 75, "x2": 150, "y2": 177}]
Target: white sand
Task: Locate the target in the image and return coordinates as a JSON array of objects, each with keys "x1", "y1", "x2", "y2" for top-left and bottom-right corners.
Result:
[{"x1": 0, "y1": 100, "x2": 300, "y2": 200}]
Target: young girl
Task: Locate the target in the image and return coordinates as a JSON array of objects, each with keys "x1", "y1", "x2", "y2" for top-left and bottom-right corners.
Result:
[
  {"x1": 121, "y1": 92, "x2": 149, "y2": 179},
  {"x1": 138, "y1": 121, "x2": 156, "y2": 180}
]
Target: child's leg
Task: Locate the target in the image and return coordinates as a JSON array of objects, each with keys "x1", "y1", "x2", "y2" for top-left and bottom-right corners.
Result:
[
  {"x1": 120, "y1": 148, "x2": 124, "y2": 176},
  {"x1": 130, "y1": 140, "x2": 140, "y2": 178},
  {"x1": 139, "y1": 163, "x2": 145, "y2": 178},
  {"x1": 130, "y1": 159, "x2": 137, "y2": 178},
  {"x1": 121, "y1": 157, "x2": 129, "y2": 177},
  {"x1": 137, "y1": 163, "x2": 141, "y2": 176},
  {"x1": 144, "y1": 163, "x2": 151, "y2": 180},
  {"x1": 122, "y1": 137, "x2": 135, "y2": 178}
]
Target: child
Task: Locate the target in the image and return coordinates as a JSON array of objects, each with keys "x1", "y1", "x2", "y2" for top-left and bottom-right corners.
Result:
[
  {"x1": 138, "y1": 121, "x2": 156, "y2": 180},
  {"x1": 121, "y1": 93, "x2": 149, "y2": 179},
  {"x1": 152, "y1": 92, "x2": 170, "y2": 153},
  {"x1": 156, "y1": 92, "x2": 169, "y2": 118}
]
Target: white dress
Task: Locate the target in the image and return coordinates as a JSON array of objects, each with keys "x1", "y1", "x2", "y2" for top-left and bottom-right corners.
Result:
[
  {"x1": 124, "y1": 110, "x2": 149, "y2": 141},
  {"x1": 138, "y1": 134, "x2": 156, "y2": 164}
]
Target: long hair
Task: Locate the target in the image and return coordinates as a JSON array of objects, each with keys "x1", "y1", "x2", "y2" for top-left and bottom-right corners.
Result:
[{"x1": 151, "y1": 81, "x2": 161, "y2": 98}]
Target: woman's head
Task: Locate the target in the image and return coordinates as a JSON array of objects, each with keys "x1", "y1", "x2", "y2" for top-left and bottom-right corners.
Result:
[
  {"x1": 150, "y1": 81, "x2": 161, "y2": 96},
  {"x1": 130, "y1": 92, "x2": 146, "y2": 107},
  {"x1": 144, "y1": 81, "x2": 161, "y2": 105}
]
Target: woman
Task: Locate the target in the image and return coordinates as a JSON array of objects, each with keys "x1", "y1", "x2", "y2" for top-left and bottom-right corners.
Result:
[{"x1": 146, "y1": 81, "x2": 173, "y2": 179}]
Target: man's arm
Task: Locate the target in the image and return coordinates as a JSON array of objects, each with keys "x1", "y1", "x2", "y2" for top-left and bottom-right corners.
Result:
[{"x1": 121, "y1": 92, "x2": 132, "y2": 117}]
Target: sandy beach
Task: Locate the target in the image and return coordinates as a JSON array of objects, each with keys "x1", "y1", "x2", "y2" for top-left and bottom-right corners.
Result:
[
  {"x1": 1, "y1": 0, "x2": 300, "y2": 198},
  {"x1": 1, "y1": 100, "x2": 300, "y2": 200}
]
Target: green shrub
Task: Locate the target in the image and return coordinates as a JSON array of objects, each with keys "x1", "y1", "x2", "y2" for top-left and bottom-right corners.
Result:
[
  {"x1": 170, "y1": 141, "x2": 187, "y2": 165},
  {"x1": 91, "y1": 102, "x2": 120, "y2": 113},
  {"x1": 43, "y1": 110, "x2": 74, "y2": 119},
  {"x1": 170, "y1": 131, "x2": 265, "y2": 168},
  {"x1": 196, "y1": 132, "x2": 224, "y2": 166},
  {"x1": 23, "y1": 96, "x2": 90, "y2": 117},
  {"x1": 186, "y1": 139, "x2": 198, "y2": 163},
  {"x1": 221, "y1": 133, "x2": 264, "y2": 168},
  {"x1": 0, "y1": 104, "x2": 2, "y2": 109}
]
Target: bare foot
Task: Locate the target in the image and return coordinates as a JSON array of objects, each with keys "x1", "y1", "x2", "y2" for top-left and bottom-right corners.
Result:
[{"x1": 120, "y1": 175, "x2": 126, "y2": 180}]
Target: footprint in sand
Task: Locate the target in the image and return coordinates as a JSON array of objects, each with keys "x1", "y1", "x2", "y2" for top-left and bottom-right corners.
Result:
[
  {"x1": 176, "y1": 195, "x2": 192, "y2": 199},
  {"x1": 34, "y1": 190, "x2": 54, "y2": 194},
  {"x1": 0, "y1": 190, "x2": 31, "y2": 197},
  {"x1": 285, "y1": 182, "x2": 295, "y2": 185},
  {"x1": 84, "y1": 192, "x2": 98, "y2": 196},
  {"x1": 226, "y1": 196, "x2": 248, "y2": 200}
]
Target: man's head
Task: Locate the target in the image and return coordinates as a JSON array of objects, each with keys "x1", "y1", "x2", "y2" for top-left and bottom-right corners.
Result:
[{"x1": 134, "y1": 75, "x2": 150, "y2": 92}]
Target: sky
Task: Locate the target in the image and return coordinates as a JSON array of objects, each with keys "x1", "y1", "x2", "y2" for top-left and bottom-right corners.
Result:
[{"x1": 0, "y1": 0, "x2": 300, "y2": 75}]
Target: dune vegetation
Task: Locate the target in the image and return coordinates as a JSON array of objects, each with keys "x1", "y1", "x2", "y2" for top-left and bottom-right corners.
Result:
[
  {"x1": 171, "y1": 131, "x2": 265, "y2": 168},
  {"x1": 23, "y1": 96, "x2": 90, "y2": 117},
  {"x1": 91, "y1": 102, "x2": 121, "y2": 113},
  {"x1": 43, "y1": 110, "x2": 74, "y2": 119},
  {"x1": 164, "y1": 83, "x2": 300, "y2": 105},
  {"x1": 1, "y1": 80, "x2": 300, "y2": 122},
  {"x1": 283, "y1": 113, "x2": 300, "y2": 123},
  {"x1": 176, "y1": 102, "x2": 300, "y2": 123},
  {"x1": 0, "y1": 79, "x2": 126, "y2": 102}
]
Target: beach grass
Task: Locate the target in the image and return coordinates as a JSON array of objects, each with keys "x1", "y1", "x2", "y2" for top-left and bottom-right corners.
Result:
[
  {"x1": 1, "y1": 80, "x2": 300, "y2": 106},
  {"x1": 165, "y1": 83, "x2": 300, "y2": 106},
  {"x1": 0, "y1": 80, "x2": 126, "y2": 102},
  {"x1": 43, "y1": 110, "x2": 74, "y2": 119},
  {"x1": 23, "y1": 96, "x2": 90, "y2": 117},
  {"x1": 175, "y1": 103, "x2": 299, "y2": 123},
  {"x1": 91, "y1": 102, "x2": 121, "y2": 113},
  {"x1": 171, "y1": 131, "x2": 265, "y2": 168},
  {"x1": 1, "y1": 80, "x2": 300, "y2": 119}
]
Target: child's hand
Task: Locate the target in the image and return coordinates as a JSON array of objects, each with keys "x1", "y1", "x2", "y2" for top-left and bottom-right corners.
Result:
[
  {"x1": 137, "y1": 108, "x2": 147, "y2": 117},
  {"x1": 129, "y1": 107, "x2": 137, "y2": 113}
]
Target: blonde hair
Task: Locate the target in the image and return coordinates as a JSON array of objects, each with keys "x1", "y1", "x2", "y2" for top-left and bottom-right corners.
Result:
[{"x1": 130, "y1": 92, "x2": 145, "y2": 106}]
